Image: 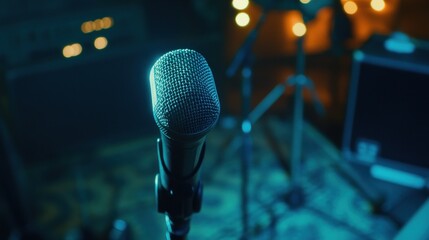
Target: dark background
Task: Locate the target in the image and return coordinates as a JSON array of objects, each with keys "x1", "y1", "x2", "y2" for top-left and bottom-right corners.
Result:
[{"x1": 1, "y1": 0, "x2": 429, "y2": 239}]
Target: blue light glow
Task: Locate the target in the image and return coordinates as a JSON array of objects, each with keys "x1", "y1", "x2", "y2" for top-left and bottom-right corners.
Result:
[
  {"x1": 149, "y1": 66, "x2": 157, "y2": 111},
  {"x1": 370, "y1": 165, "x2": 425, "y2": 189},
  {"x1": 113, "y1": 219, "x2": 127, "y2": 231},
  {"x1": 241, "y1": 120, "x2": 252, "y2": 133}
]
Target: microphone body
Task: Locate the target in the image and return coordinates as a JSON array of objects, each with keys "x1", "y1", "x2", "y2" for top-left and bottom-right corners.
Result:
[{"x1": 149, "y1": 49, "x2": 220, "y2": 239}]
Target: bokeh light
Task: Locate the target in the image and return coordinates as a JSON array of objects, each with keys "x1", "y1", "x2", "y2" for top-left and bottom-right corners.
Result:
[
  {"x1": 371, "y1": 0, "x2": 386, "y2": 12},
  {"x1": 232, "y1": 0, "x2": 249, "y2": 10},
  {"x1": 62, "y1": 43, "x2": 82, "y2": 58},
  {"x1": 292, "y1": 22, "x2": 307, "y2": 37},
  {"x1": 344, "y1": 1, "x2": 358, "y2": 15},
  {"x1": 235, "y1": 12, "x2": 250, "y2": 27},
  {"x1": 102, "y1": 17, "x2": 113, "y2": 29},
  {"x1": 94, "y1": 36, "x2": 108, "y2": 50},
  {"x1": 81, "y1": 17, "x2": 113, "y2": 34}
]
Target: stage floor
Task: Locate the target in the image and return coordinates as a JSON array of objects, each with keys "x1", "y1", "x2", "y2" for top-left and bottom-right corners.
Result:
[{"x1": 13, "y1": 116, "x2": 411, "y2": 239}]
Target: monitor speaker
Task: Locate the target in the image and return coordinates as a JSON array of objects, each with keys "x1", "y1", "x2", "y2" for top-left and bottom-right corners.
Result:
[{"x1": 342, "y1": 33, "x2": 429, "y2": 189}]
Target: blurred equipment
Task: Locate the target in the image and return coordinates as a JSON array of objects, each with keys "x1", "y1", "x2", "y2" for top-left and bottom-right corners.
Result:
[
  {"x1": 343, "y1": 33, "x2": 429, "y2": 189},
  {"x1": 2, "y1": 5, "x2": 155, "y2": 162},
  {"x1": 149, "y1": 49, "x2": 220, "y2": 240}
]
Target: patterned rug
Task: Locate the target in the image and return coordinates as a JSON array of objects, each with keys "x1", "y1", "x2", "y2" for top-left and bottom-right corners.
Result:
[{"x1": 21, "y1": 116, "x2": 398, "y2": 239}]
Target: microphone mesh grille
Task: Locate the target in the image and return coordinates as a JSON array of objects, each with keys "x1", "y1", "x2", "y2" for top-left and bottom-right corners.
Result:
[{"x1": 151, "y1": 49, "x2": 220, "y2": 138}]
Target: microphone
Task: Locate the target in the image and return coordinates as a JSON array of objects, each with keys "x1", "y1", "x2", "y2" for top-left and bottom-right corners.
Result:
[{"x1": 149, "y1": 49, "x2": 220, "y2": 239}]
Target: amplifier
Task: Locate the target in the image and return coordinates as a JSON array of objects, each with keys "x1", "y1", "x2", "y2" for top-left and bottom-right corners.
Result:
[{"x1": 342, "y1": 33, "x2": 429, "y2": 189}]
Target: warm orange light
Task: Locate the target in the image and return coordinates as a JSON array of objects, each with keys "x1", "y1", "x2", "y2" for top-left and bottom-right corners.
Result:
[
  {"x1": 81, "y1": 21, "x2": 93, "y2": 33},
  {"x1": 102, "y1": 17, "x2": 113, "y2": 29},
  {"x1": 292, "y1": 22, "x2": 307, "y2": 37},
  {"x1": 62, "y1": 46, "x2": 74, "y2": 58},
  {"x1": 371, "y1": 0, "x2": 385, "y2": 12},
  {"x1": 235, "y1": 12, "x2": 250, "y2": 27},
  {"x1": 81, "y1": 17, "x2": 113, "y2": 34},
  {"x1": 94, "y1": 19, "x2": 104, "y2": 31},
  {"x1": 343, "y1": 1, "x2": 358, "y2": 15},
  {"x1": 62, "y1": 43, "x2": 82, "y2": 58},
  {"x1": 94, "y1": 36, "x2": 108, "y2": 50}
]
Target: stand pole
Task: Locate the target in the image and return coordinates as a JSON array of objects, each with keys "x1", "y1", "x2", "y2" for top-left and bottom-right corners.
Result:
[
  {"x1": 291, "y1": 36, "x2": 305, "y2": 186},
  {"x1": 284, "y1": 36, "x2": 308, "y2": 208},
  {"x1": 240, "y1": 61, "x2": 253, "y2": 239},
  {"x1": 224, "y1": 11, "x2": 267, "y2": 239}
]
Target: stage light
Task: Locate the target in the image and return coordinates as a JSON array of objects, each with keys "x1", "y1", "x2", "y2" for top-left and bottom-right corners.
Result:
[
  {"x1": 371, "y1": 0, "x2": 385, "y2": 12},
  {"x1": 62, "y1": 43, "x2": 82, "y2": 58},
  {"x1": 232, "y1": 0, "x2": 249, "y2": 10},
  {"x1": 343, "y1": 1, "x2": 358, "y2": 15},
  {"x1": 300, "y1": 0, "x2": 311, "y2": 4},
  {"x1": 235, "y1": 12, "x2": 250, "y2": 27},
  {"x1": 292, "y1": 22, "x2": 307, "y2": 37},
  {"x1": 94, "y1": 36, "x2": 108, "y2": 50}
]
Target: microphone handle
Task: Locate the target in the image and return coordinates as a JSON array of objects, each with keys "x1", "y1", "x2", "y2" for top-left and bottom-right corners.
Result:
[{"x1": 155, "y1": 138, "x2": 205, "y2": 239}]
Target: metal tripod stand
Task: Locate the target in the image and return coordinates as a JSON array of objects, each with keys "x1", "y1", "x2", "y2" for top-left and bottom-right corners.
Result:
[
  {"x1": 224, "y1": 10, "x2": 323, "y2": 239},
  {"x1": 248, "y1": 24, "x2": 324, "y2": 209}
]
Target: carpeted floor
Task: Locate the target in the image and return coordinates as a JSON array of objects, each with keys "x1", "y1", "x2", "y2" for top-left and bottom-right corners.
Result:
[{"x1": 18, "y1": 116, "x2": 401, "y2": 239}]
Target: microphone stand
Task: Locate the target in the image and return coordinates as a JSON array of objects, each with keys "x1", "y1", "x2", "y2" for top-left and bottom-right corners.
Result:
[
  {"x1": 223, "y1": 7, "x2": 321, "y2": 235},
  {"x1": 225, "y1": 11, "x2": 267, "y2": 240},
  {"x1": 248, "y1": 17, "x2": 324, "y2": 208},
  {"x1": 240, "y1": 55, "x2": 254, "y2": 239},
  {"x1": 222, "y1": 13, "x2": 324, "y2": 228}
]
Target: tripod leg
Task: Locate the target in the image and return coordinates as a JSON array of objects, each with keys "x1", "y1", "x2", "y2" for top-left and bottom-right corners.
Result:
[
  {"x1": 282, "y1": 80, "x2": 307, "y2": 209},
  {"x1": 249, "y1": 83, "x2": 286, "y2": 124},
  {"x1": 304, "y1": 77, "x2": 325, "y2": 116},
  {"x1": 241, "y1": 127, "x2": 252, "y2": 239}
]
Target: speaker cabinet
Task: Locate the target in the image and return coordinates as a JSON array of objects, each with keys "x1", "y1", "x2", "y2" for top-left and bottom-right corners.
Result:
[{"x1": 342, "y1": 34, "x2": 429, "y2": 189}]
